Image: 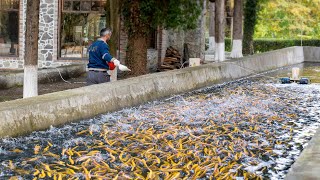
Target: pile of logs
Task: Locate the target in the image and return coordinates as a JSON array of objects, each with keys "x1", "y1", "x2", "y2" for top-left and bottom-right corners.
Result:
[{"x1": 158, "y1": 47, "x2": 183, "y2": 71}]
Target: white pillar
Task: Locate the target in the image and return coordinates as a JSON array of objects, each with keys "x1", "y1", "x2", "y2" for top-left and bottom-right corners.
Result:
[
  {"x1": 215, "y1": 42, "x2": 225, "y2": 61},
  {"x1": 23, "y1": 65, "x2": 38, "y2": 98},
  {"x1": 109, "y1": 69, "x2": 117, "y2": 82},
  {"x1": 231, "y1": 39, "x2": 243, "y2": 58},
  {"x1": 214, "y1": 0, "x2": 225, "y2": 62}
]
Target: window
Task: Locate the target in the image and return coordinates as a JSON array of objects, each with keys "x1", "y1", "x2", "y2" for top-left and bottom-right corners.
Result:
[
  {"x1": 60, "y1": 0, "x2": 108, "y2": 59},
  {"x1": 0, "y1": 0, "x2": 19, "y2": 56}
]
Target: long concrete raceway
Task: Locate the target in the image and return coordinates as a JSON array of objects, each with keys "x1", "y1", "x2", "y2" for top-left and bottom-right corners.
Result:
[
  {"x1": 1, "y1": 46, "x2": 320, "y2": 178},
  {"x1": 1, "y1": 46, "x2": 315, "y2": 138}
]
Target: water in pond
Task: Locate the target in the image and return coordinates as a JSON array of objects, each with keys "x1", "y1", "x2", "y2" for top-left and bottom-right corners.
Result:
[{"x1": 1, "y1": 63, "x2": 320, "y2": 180}]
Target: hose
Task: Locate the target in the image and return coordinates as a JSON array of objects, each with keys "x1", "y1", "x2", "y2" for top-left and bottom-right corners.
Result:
[{"x1": 54, "y1": 67, "x2": 86, "y2": 84}]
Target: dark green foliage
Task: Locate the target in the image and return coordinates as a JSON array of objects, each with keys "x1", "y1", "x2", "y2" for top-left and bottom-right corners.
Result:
[
  {"x1": 121, "y1": 0, "x2": 202, "y2": 34},
  {"x1": 225, "y1": 38, "x2": 232, "y2": 52},
  {"x1": 254, "y1": 39, "x2": 320, "y2": 53},
  {"x1": 225, "y1": 38, "x2": 320, "y2": 54},
  {"x1": 243, "y1": 0, "x2": 259, "y2": 55}
]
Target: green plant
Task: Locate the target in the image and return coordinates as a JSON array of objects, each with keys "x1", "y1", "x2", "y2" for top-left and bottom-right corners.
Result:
[
  {"x1": 243, "y1": 0, "x2": 259, "y2": 55},
  {"x1": 225, "y1": 38, "x2": 320, "y2": 54}
]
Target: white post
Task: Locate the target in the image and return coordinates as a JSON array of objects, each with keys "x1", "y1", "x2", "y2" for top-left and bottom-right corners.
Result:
[
  {"x1": 292, "y1": 67, "x2": 300, "y2": 80},
  {"x1": 23, "y1": 65, "x2": 38, "y2": 98},
  {"x1": 216, "y1": 42, "x2": 225, "y2": 61},
  {"x1": 109, "y1": 69, "x2": 117, "y2": 82},
  {"x1": 231, "y1": 39, "x2": 243, "y2": 58},
  {"x1": 230, "y1": 0, "x2": 244, "y2": 58},
  {"x1": 189, "y1": 58, "x2": 201, "y2": 67},
  {"x1": 214, "y1": 0, "x2": 225, "y2": 62}
]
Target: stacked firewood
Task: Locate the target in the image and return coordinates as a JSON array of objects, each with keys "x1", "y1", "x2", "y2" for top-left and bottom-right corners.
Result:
[{"x1": 158, "y1": 47, "x2": 183, "y2": 71}]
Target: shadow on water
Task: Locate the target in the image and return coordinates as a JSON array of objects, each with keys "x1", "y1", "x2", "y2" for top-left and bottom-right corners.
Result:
[{"x1": 1, "y1": 63, "x2": 320, "y2": 179}]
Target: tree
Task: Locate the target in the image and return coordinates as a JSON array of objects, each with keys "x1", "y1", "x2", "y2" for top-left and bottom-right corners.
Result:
[
  {"x1": 255, "y1": 0, "x2": 320, "y2": 39},
  {"x1": 23, "y1": 0, "x2": 40, "y2": 98},
  {"x1": 214, "y1": 0, "x2": 225, "y2": 61},
  {"x1": 109, "y1": 0, "x2": 120, "y2": 56},
  {"x1": 208, "y1": 1, "x2": 215, "y2": 53},
  {"x1": 121, "y1": 0, "x2": 202, "y2": 76},
  {"x1": 243, "y1": 0, "x2": 259, "y2": 55},
  {"x1": 230, "y1": 0, "x2": 243, "y2": 58}
]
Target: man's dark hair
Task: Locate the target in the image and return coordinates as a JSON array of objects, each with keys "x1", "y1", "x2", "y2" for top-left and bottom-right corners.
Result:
[{"x1": 100, "y1": 28, "x2": 112, "y2": 37}]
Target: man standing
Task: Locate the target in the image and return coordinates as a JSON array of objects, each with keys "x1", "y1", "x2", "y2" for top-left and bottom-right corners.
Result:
[{"x1": 87, "y1": 28, "x2": 125, "y2": 85}]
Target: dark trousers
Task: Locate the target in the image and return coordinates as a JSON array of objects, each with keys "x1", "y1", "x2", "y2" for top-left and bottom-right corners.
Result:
[{"x1": 86, "y1": 71, "x2": 110, "y2": 85}]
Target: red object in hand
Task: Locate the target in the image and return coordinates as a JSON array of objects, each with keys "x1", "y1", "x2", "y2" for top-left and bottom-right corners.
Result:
[{"x1": 108, "y1": 62, "x2": 116, "y2": 70}]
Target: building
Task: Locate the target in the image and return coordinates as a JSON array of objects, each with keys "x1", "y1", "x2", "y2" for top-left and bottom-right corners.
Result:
[
  {"x1": 0, "y1": 0, "x2": 169, "y2": 71},
  {"x1": 0, "y1": 0, "x2": 205, "y2": 71}
]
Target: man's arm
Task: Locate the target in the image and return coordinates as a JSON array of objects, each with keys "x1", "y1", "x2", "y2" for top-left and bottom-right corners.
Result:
[
  {"x1": 100, "y1": 43, "x2": 114, "y2": 62},
  {"x1": 100, "y1": 43, "x2": 121, "y2": 66}
]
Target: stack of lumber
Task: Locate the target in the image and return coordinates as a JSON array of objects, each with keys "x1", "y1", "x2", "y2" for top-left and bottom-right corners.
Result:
[{"x1": 159, "y1": 47, "x2": 182, "y2": 71}]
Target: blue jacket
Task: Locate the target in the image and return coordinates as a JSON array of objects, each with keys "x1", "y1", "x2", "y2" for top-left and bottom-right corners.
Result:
[{"x1": 88, "y1": 39, "x2": 113, "y2": 69}]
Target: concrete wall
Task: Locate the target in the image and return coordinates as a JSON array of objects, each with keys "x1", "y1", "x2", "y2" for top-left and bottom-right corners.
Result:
[
  {"x1": 0, "y1": 46, "x2": 306, "y2": 138},
  {"x1": 303, "y1": 46, "x2": 320, "y2": 62},
  {"x1": 0, "y1": 65, "x2": 86, "y2": 89}
]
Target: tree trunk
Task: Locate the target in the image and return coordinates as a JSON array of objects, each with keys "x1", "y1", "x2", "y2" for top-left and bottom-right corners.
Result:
[
  {"x1": 23, "y1": 0, "x2": 40, "y2": 98},
  {"x1": 127, "y1": 33, "x2": 148, "y2": 76},
  {"x1": 208, "y1": 2, "x2": 215, "y2": 53},
  {"x1": 215, "y1": 0, "x2": 225, "y2": 62},
  {"x1": 243, "y1": 0, "x2": 258, "y2": 55},
  {"x1": 108, "y1": 0, "x2": 120, "y2": 82},
  {"x1": 231, "y1": 0, "x2": 243, "y2": 58},
  {"x1": 125, "y1": 0, "x2": 148, "y2": 76},
  {"x1": 199, "y1": 0, "x2": 206, "y2": 60},
  {"x1": 109, "y1": 0, "x2": 120, "y2": 57}
]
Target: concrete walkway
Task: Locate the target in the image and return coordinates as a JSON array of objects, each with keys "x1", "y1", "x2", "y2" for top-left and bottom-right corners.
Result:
[{"x1": 285, "y1": 129, "x2": 320, "y2": 179}]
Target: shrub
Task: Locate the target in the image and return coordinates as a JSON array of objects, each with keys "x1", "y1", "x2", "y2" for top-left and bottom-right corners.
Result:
[{"x1": 225, "y1": 38, "x2": 320, "y2": 53}]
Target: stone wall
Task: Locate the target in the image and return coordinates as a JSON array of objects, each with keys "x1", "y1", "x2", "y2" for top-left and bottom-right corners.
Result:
[
  {"x1": 163, "y1": 0, "x2": 207, "y2": 61},
  {"x1": 38, "y1": 0, "x2": 72, "y2": 68},
  {"x1": 0, "y1": 0, "x2": 162, "y2": 71},
  {"x1": 38, "y1": 0, "x2": 56, "y2": 68},
  {"x1": 0, "y1": 0, "x2": 71, "y2": 69},
  {"x1": 184, "y1": 0, "x2": 206, "y2": 60},
  {"x1": 147, "y1": 49, "x2": 158, "y2": 72}
]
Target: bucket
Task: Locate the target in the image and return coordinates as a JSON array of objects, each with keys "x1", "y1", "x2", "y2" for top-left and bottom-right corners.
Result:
[
  {"x1": 292, "y1": 67, "x2": 300, "y2": 80},
  {"x1": 189, "y1": 58, "x2": 201, "y2": 67}
]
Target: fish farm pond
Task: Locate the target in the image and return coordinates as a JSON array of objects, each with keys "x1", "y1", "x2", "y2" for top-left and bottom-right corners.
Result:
[{"x1": 1, "y1": 63, "x2": 320, "y2": 180}]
